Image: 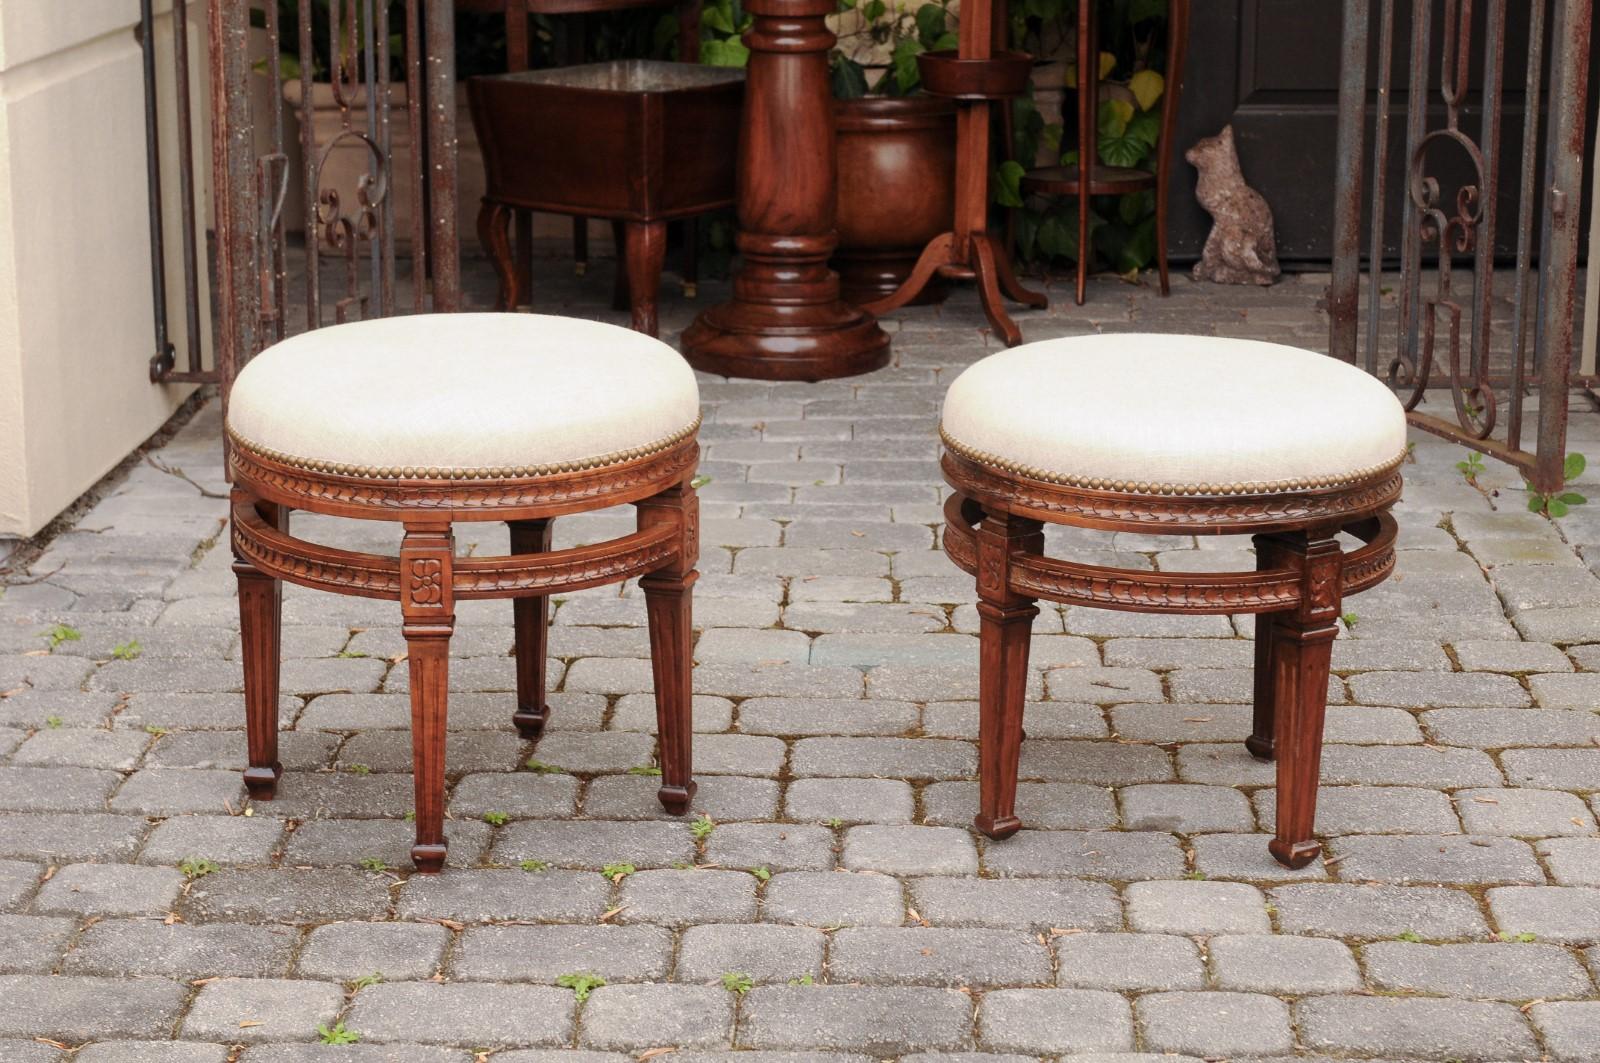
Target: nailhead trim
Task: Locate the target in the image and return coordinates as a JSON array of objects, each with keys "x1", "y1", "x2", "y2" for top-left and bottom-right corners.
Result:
[
  {"x1": 940, "y1": 426, "x2": 1407, "y2": 497},
  {"x1": 227, "y1": 417, "x2": 701, "y2": 481}
]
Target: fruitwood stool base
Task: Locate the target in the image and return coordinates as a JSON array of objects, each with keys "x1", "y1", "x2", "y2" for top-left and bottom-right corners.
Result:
[
  {"x1": 226, "y1": 314, "x2": 703, "y2": 872},
  {"x1": 939, "y1": 335, "x2": 1408, "y2": 868}
]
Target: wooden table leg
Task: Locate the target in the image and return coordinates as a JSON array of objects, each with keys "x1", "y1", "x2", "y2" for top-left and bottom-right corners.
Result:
[
  {"x1": 625, "y1": 221, "x2": 668, "y2": 337},
  {"x1": 973, "y1": 508, "x2": 1041, "y2": 839},
  {"x1": 637, "y1": 481, "x2": 699, "y2": 814},
  {"x1": 234, "y1": 493, "x2": 286, "y2": 800},
  {"x1": 510, "y1": 518, "x2": 554, "y2": 738},
  {"x1": 681, "y1": 0, "x2": 889, "y2": 381},
  {"x1": 401, "y1": 522, "x2": 455, "y2": 874}
]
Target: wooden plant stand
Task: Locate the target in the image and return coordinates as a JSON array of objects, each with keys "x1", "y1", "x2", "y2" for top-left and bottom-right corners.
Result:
[{"x1": 862, "y1": 0, "x2": 1045, "y2": 346}]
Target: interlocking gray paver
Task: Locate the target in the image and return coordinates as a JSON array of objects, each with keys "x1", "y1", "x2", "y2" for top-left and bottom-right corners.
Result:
[
  {"x1": 1543, "y1": 838, "x2": 1600, "y2": 886},
  {"x1": 736, "y1": 986, "x2": 972, "y2": 1053},
  {"x1": 455, "y1": 924, "x2": 672, "y2": 983},
  {"x1": 1364, "y1": 940, "x2": 1594, "y2": 1000},
  {"x1": 1321, "y1": 742, "x2": 1504, "y2": 786},
  {"x1": 396, "y1": 870, "x2": 608, "y2": 923},
  {"x1": 616, "y1": 869, "x2": 757, "y2": 926},
  {"x1": 978, "y1": 989, "x2": 1133, "y2": 1053},
  {"x1": 1503, "y1": 748, "x2": 1600, "y2": 789},
  {"x1": 285, "y1": 818, "x2": 490, "y2": 869},
  {"x1": 181, "y1": 977, "x2": 345, "y2": 1043},
  {"x1": 1423, "y1": 707, "x2": 1600, "y2": 747},
  {"x1": 345, "y1": 982, "x2": 574, "y2": 1047},
  {"x1": 336, "y1": 732, "x2": 523, "y2": 775},
  {"x1": 1487, "y1": 885, "x2": 1600, "y2": 942},
  {"x1": 907, "y1": 877, "x2": 1120, "y2": 931},
  {"x1": 146, "y1": 730, "x2": 337, "y2": 771},
  {"x1": 1116, "y1": 783, "x2": 1254, "y2": 833},
  {"x1": 1135, "y1": 992, "x2": 1293, "y2": 1057},
  {"x1": 784, "y1": 602, "x2": 946, "y2": 634},
  {"x1": 1530, "y1": 1001, "x2": 1600, "y2": 1063},
  {"x1": 64, "y1": 918, "x2": 294, "y2": 978},
  {"x1": 1530, "y1": 672, "x2": 1600, "y2": 709},
  {"x1": 1453, "y1": 638, "x2": 1575, "y2": 672},
  {"x1": 983, "y1": 830, "x2": 1185, "y2": 880},
  {"x1": 1043, "y1": 667, "x2": 1164, "y2": 704},
  {"x1": 447, "y1": 773, "x2": 579, "y2": 818},
  {"x1": 609, "y1": 693, "x2": 734, "y2": 733},
  {"x1": 1206, "y1": 933, "x2": 1360, "y2": 993},
  {"x1": 1253, "y1": 785, "x2": 1459, "y2": 834},
  {"x1": 789, "y1": 737, "x2": 974, "y2": 780},
  {"x1": 1457, "y1": 786, "x2": 1596, "y2": 836},
  {"x1": 828, "y1": 927, "x2": 1051, "y2": 987},
  {"x1": 0, "y1": 914, "x2": 73, "y2": 973},
  {"x1": 237, "y1": 1048, "x2": 469, "y2": 1063},
  {"x1": 109, "y1": 768, "x2": 246, "y2": 815},
  {"x1": 1102, "y1": 637, "x2": 1252, "y2": 669},
  {"x1": 10, "y1": 728, "x2": 149, "y2": 769},
  {"x1": 1053, "y1": 933, "x2": 1202, "y2": 991},
  {"x1": 117, "y1": 692, "x2": 302, "y2": 732},
  {"x1": 1513, "y1": 606, "x2": 1600, "y2": 642},
  {"x1": 582, "y1": 774, "x2": 780, "y2": 822},
  {"x1": 704, "y1": 823, "x2": 834, "y2": 871},
  {"x1": 862, "y1": 663, "x2": 1038, "y2": 702},
  {"x1": 0, "y1": 766, "x2": 120, "y2": 811},
  {"x1": 522, "y1": 732, "x2": 656, "y2": 775},
  {"x1": 296, "y1": 921, "x2": 449, "y2": 981},
  {"x1": 1328, "y1": 834, "x2": 1545, "y2": 885},
  {"x1": 737, "y1": 698, "x2": 918, "y2": 737},
  {"x1": 0, "y1": 1038, "x2": 58, "y2": 1063},
  {"x1": 1347, "y1": 669, "x2": 1529, "y2": 707},
  {"x1": 0, "y1": 691, "x2": 120, "y2": 729},
  {"x1": 1168, "y1": 667, "x2": 1344, "y2": 705},
  {"x1": 784, "y1": 779, "x2": 913, "y2": 824},
  {"x1": 760, "y1": 870, "x2": 904, "y2": 927},
  {"x1": 0, "y1": 813, "x2": 147, "y2": 862},
  {"x1": 182, "y1": 869, "x2": 394, "y2": 923},
  {"x1": 1270, "y1": 883, "x2": 1491, "y2": 939},
  {"x1": 0, "y1": 654, "x2": 95, "y2": 690},
  {"x1": 675, "y1": 923, "x2": 825, "y2": 983},
  {"x1": 1123, "y1": 880, "x2": 1269, "y2": 935},
  {"x1": 693, "y1": 734, "x2": 788, "y2": 776},
  {"x1": 580, "y1": 984, "x2": 734, "y2": 1050},
  {"x1": 922, "y1": 700, "x2": 1105, "y2": 740},
  {"x1": 841, "y1": 825, "x2": 977, "y2": 875},
  {"x1": 491, "y1": 819, "x2": 694, "y2": 868},
  {"x1": 1295, "y1": 995, "x2": 1538, "y2": 1061},
  {"x1": 32, "y1": 861, "x2": 183, "y2": 916},
  {"x1": 1018, "y1": 741, "x2": 1172, "y2": 784},
  {"x1": 0, "y1": 974, "x2": 187, "y2": 1040},
  {"x1": 77, "y1": 1044, "x2": 230, "y2": 1063},
  {"x1": 921, "y1": 781, "x2": 1117, "y2": 831}
]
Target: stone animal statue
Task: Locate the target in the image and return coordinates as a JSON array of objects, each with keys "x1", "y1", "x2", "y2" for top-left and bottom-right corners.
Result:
[{"x1": 1186, "y1": 125, "x2": 1281, "y2": 286}]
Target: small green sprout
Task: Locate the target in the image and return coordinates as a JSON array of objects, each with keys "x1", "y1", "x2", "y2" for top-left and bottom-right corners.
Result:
[
  {"x1": 1339, "y1": 612, "x2": 1359, "y2": 631},
  {"x1": 555, "y1": 972, "x2": 606, "y2": 1003},
  {"x1": 1456, "y1": 451, "x2": 1485, "y2": 483},
  {"x1": 690, "y1": 475, "x2": 714, "y2": 489},
  {"x1": 404, "y1": 810, "x2": 416, "y2": 822},
  {"x1": 520, "y1": 859, "x2": 549, "y2": 873},
  {"x1": 788, "y1": 972, "x2": 815, "y2": 986},
  {"x1": 40, "y1": 624, "x2": 80, "y2": 651},
  {"x1": 317, "y1": 1022, "x2": 360, "y2": 1045},
  {"x1": 721, "y1": 971, "x2": 754, "y2": 994},
  {"x1": 524, "y1": 758, "x2": 568, "y2": 775},
  {"x1": 144, "y1": 725, "x2": 169, "y2": 736},
  {"x1": 347, "y1": 763, "x2": 372, "y2": 776},
  {"x1": 348, "y1": 972, "x2": 384, "y2": 990},
  {"x1": 1526, "y1": 453, "x2": 1589, "y2": 518},
  {"x1": 626, "y1": 765, "x2": 663, "y2": 776},
  {"x1": 1396, "y1": 929, "x2": 1423, "y2": 943},
  {"x1": 358, "y1": 856, "x2": 389, "y2": 872},
  {"x1": 336, "y1": 649, "x2": 369, "y2": 659},
  {"x1": 482, "y1": 811, "x2": 510, "y2": 826},
  {"x1": 1497, "y1": 931, "x2": 1537, "y2": 943},
  {"x1": 44, "y1": 716, "x2": 63, "y2": 729},
  {"x1": 824, "y1": 817, "x2": 844, "y2": 829},
  {"x1": 1183, "y1": 870, "x2": 1207, "y2": 881},
  {"x1": 750, "y1": 866, "x2": 771, "y2": 882},
  {"x1": 111, "y1": 640, "x2": 142, "y2": 661},
  {"x1": 178, "y1": 856, "x2": 220, "y2": 880},
  {"x1": 690, "y1": 814, "x2": 715, "y2": 841},
  {"x1": 602, "y1": 862, "x2": 636, "y2": 881}
]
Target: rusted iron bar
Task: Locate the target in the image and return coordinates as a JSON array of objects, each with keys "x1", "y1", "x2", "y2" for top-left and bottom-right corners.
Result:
[
  {"x1": 406, "y1": 0, "x2": 429, "y2": 312},
  {"x1": 140, "y1": 0, "x2": 175, "y2": 381},
  {"x1": 1361, "y1": 0, "x2": 1395, "y2": 379},
  {"x1": 424, "y1": 0, "x2": 460, "y2": 312},
  {"x1": 377, "y1": 0, "x2": 397, "y2": 318},
  {"x1": 299, "y1": 0, "x2": 322, "y2": 328},
  {"x1": 1507, "y1": 0, "x2": 1547, "y2": 452},
  {"x1": 1328, "y1": 0, "x2": 1369, "y2": 365}
]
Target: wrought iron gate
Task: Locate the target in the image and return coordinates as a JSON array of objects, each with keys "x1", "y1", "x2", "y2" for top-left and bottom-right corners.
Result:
[
  {"x1": 1328, "y1": 0, "x2": 1594, "y2": 494},
  {"x1": 147, "y1": 1, "x2": 461, "y2": 418}
]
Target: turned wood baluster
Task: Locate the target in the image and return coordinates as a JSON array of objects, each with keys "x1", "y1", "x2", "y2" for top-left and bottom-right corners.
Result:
[
  {"x1": 235, "y1": 491, "x2": 287, "y2": 800},
  {"x1": 400, "y1": 521, "x2": 456, "y2": 873},
  {"x1": 510, "y1": 518, "x2": 554, "y2": 738},
  {"x1": 637, "y1": 479, "x2": 700, "y2": 814},
  {"x1": 973, "y1": 507, "x2": 1042, "y2": 839},
  {"x1": 1265, "y1": 529, "x2": 1343, "y2": 870}
]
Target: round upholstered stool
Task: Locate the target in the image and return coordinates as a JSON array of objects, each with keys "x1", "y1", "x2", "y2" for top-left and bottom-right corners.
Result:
[
  {"x1": 226, "y1": 314, "x2": 702, "y2": 872},
  {"x1": 939, "y1": 334, "x2": 1407, "y2": 868}
]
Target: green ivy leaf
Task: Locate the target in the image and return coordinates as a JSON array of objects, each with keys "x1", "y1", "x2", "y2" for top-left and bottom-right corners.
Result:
[
  {"x1": 994, "y1": 160, "x2": 1027, "y2": 208},
  {"x1": 891, "y1": 38, "x2": 925, "y2": 95},
  {"x1": 1565, "y1": 452, "x2": 1587, "y2": 480},
  {"x1": 702, "y1": 3, "x2": 737, "y2": 33},
  {"x1": 831, "y1": 58, "x2": 869, "y2": 99},
  {"x1": 701, "y1": 38, "x2": 750, "y2": 67},
  {"x1": 1548, "y1": 499, "x2": 1571, "y2": 518},
  {"x1": 1558, "y1": 492, "x2": 1587, "y2": 506},
  {"x1": 915, "y1": 2, "x2": 948, "y2": 45}
]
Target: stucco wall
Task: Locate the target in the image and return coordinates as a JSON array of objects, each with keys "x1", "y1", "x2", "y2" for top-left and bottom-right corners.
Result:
[{"x1": 0, "y1": 0, "x2": 210, "y2": 537}]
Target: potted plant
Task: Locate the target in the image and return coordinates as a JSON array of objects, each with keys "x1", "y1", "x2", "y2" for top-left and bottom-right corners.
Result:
[{"x1": 826, "y1": 0, "x2": 958, "y2": 305}]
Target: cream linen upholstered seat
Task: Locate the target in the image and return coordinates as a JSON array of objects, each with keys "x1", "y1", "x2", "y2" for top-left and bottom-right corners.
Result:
[
  {"x1": 940, "y1": 334, "x2": 1408, "y2": 495},
  {"x1": 228, "y1": 313, "x2": 700, "y2": 479}
]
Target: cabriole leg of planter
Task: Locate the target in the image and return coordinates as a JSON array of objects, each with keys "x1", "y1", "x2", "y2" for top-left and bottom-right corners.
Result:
[
  {"x1": 478, "y1": 202, "x2": 516, "y2": 312},
  {"x1": 234, "y1": 493, "x2": 286, "y2": 800},
  {"x1": 401, "y1": 522, "x2": 456, "y2": 873},
  {"x1": 638, "y1": 481, "x2": 699, "y2": 814},
  {"x1": 1266, "y1": 530, "x2": 1342, "y2": 870},
  {"x1": 973, "y1": 506, "x2": 1042, "y2": 839},
  {"x1": 510, "y1": 518, "x2": 554, "y2": 738}
]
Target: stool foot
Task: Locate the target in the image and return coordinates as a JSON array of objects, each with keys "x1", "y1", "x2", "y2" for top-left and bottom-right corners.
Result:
[
  {"x1": 512, "y1": 704, "x2": 549, "y2": 739},
  {"x1": 1244, "y1": 734, "x2": 1275, "y2": 761},
  {"x1": 1268, "y1": 837, "x2": 1321, "y2": 870},
  {"x1": 243, "y1": 763, "x2": 282, "y2": 800},
  {"x1": 658, "y1": 781, "x2": 697, "y2": 816},
  {"x1": 974, "y1": 813, "x2": 1022, "y2": 840},
  {"x1": 411, "y1": 842, "x2": 448, "y2": 874}
]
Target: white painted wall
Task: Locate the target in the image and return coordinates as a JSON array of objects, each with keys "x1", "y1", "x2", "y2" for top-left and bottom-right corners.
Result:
[{"x1": 0, "y1": 0, "x2": 211, "y2": 537}]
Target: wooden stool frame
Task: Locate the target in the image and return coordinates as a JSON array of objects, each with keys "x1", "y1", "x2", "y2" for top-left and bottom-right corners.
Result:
[
  {"x1": 941, "y1": 449, "x2": 1401, "y2": 868},
  {"x1": 229, "y1": 435, "x2": 701, "y2": 872}
]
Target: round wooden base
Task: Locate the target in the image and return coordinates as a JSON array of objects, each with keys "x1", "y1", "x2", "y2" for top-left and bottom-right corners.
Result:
[{"x1": 681, "y1": 302, "x2": 890, "y2": 382}]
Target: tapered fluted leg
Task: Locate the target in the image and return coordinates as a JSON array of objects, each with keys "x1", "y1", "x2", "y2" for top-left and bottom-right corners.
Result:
[
  {"x1": 1247, "y1": 533, "x2": 1288, "y2": 761},
  {"x1": 1266, "y1": 530, "x2": 1342, "y2": 870},
  {"x1": 638, "y1": 480, "x2": 699, "y2": 814},
  {"x1": 973, "y1": 507, "x2": 1042, "y2": 838},
  {"x1": 510, "y1": 518, "x2": 554, "y2": 738},
  {"x1": 401, "y1": 522, "x2": 455, "y2": 873},
  {"x1": 234, "y1": 493, "x2": 287, "y2": 800}
]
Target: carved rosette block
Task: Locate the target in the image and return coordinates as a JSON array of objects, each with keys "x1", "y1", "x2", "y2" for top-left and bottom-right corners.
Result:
[{"x1": 681, "y1": 0, "x2": 890, "y2": 381}]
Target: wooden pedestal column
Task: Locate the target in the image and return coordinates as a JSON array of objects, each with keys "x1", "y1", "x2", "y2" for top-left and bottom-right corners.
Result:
[{"x1": 681, "y1": 0, "x2": 890, "y2": 381}]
